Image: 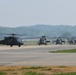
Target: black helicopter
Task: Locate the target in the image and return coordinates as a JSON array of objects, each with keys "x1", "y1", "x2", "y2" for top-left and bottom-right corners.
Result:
[
  {"x1": 67, "y1": 38, "x2": 76, "y2": 44},
  {"x1": 0, "y1": 34, "x2": 23, "y2": 47},
  {"x1": 38, "y1": 36, "x2": 50, "y2": 45},
  {"x1": 52, "y1": 37, "x2": 65, "y2": 45}
]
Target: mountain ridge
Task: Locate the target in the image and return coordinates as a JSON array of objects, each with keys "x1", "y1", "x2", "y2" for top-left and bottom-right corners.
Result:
[{"x1": 0, "y1": 25, "x2": 76, "y2": 37}]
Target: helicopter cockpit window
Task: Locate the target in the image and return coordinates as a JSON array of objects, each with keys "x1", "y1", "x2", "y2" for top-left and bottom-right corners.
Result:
[{"x1": 17, "y1": 38, "x2": 22, "y2": 42}]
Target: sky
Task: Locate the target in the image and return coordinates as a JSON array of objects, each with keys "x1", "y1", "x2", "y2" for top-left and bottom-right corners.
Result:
[{"x1": 0, "y1": 0, "x2": 76, "y2": 27}]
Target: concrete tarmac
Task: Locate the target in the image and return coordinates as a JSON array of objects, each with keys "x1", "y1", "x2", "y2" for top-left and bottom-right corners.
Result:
[{"x1": 0, "y1": 45, "x2": 76, "y2": 66}]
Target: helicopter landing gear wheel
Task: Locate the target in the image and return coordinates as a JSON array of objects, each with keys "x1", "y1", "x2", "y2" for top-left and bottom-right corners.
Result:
[
  {"x1": 39, "y1": 43, "x2": 41, "y2": 45},
  {"x1": 18, "y1": 45, "x2": 21, "y2": 47},
  {"x1": 10, "y1": 45, "x2": 13, "y2": 47}
]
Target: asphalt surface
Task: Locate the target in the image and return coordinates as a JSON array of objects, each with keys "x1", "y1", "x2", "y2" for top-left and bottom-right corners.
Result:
[{"x1": 0, "y1": 45, "x2": 76, "y2": 66}]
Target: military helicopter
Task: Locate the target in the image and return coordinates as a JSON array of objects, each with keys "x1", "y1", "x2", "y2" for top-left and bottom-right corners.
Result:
[
  {"x1": 52, "y1": 37, "x2": 65, "y2": 45},
  {"x1": 38, "y1": 36, "x2": 50, "y2": 45},
  {"x1": 67, "y1": 38, "x2": 76, "y2": 44},
  {"x1": 0, "y1": 34, "x2": 23, "y2": 47}
]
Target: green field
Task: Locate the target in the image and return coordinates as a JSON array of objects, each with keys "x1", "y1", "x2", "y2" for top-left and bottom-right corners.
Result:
[
  {"x1": 0, "y1": 71, "x2": 76, "y2": 75},
  {"x1": 54, "y1": 72, "x2": 76, "y2": 75},
  {"x1": 0, "y1": 66, "x2": 76, "y2": 75},
  {"x1": 49, "y1": 49, "x2": 76, "y2": 53}
]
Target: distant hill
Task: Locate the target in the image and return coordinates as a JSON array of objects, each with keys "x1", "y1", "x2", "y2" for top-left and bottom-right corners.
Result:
[{"x1": 0, "y1": 25, "x2": 76, "y2": 38}]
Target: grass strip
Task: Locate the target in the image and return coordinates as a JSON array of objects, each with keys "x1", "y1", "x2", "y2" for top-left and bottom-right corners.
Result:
[{"x1": 49, "y1": 49, "x2": 76, "y2": 53}]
